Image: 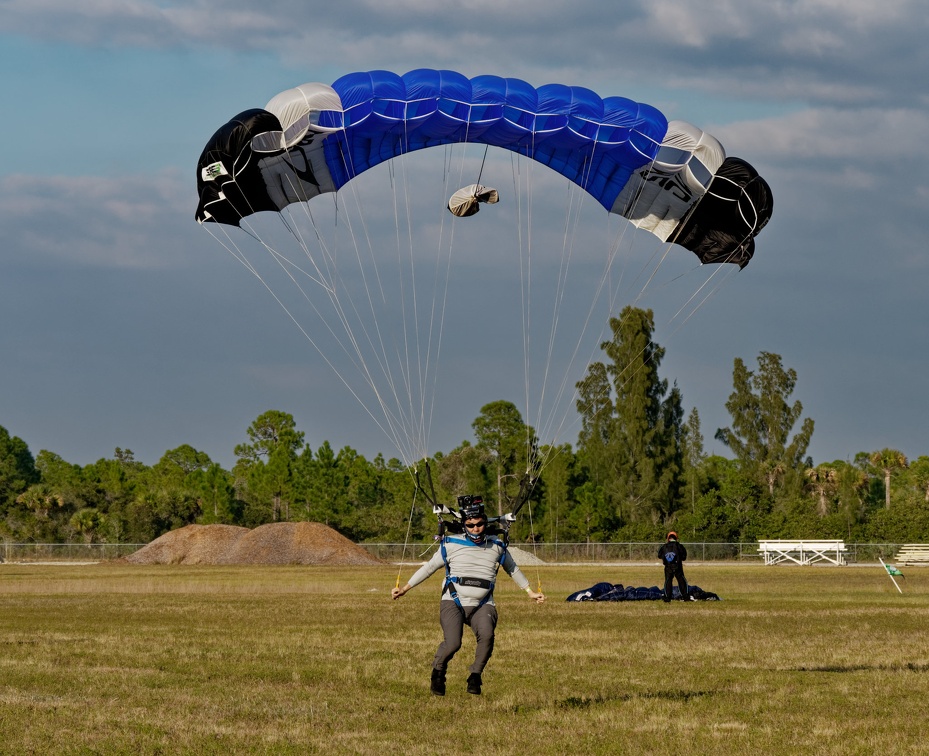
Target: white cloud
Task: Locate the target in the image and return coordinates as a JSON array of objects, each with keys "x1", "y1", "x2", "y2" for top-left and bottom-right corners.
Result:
[
  {"x1": 2, "y1": 0, "x2": 929, "y2": 468},
  {"x1": 713, "y1": 106, "x2": 928, "y2": 164},
  {"x1": 4, "y1": 1, "x2": 927, "y2": 109},
  {"x1": 0, "y1": 169, "x2": 197, "y2": 269}
]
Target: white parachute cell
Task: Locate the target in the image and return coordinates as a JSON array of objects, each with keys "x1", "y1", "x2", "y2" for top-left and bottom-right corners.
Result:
[
  {"x1": 253, "y1": 83, "x2": 345, "y2": 153},
  {"x1": 612, "y1": 120, "x2": 725, "y2": 241}
]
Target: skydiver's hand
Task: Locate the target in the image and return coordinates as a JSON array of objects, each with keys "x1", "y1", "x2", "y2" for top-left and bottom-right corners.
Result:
[
  {"x1": 527, "y1": 590, "x2": 545, "y2": 604},
  {"x1": 392, "y1": 584, "x2": 410, "y2": 600}
]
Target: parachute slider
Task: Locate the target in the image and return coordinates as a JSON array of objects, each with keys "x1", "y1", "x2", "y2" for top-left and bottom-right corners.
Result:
[{"x1": 447, "y1": 184, "x2": 499, "y2": 217}]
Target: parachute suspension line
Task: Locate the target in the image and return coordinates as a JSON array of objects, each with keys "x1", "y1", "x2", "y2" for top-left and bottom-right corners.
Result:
[
  {"x1": 402, "y1": 129, "x2": 470, "y2": 461},
  {"x1": 299, "y1": 193, "x2": 422, "y2": 465},
  {"x1": 324, "y1": 138, "x2": 422, "y2": 462},
  {"x1": 532, "y1": 167, "x2": 597, "y2": 456},
  {"x1": 263, "y1": 159, "x2": 427, "y2": 466},
  {"x1": 475, "y1": 144, "x2": 490, "y2": 186},
  {"x1": 400, "y1": 114, "x2": 451, "y2": 461},
  {"x1": 531, "y1": 210, "x2": 663, "y2": 461},
  {"x1": 497, "y1": 150, "x2": 549, "y2": 531},
  {"x1": 524, "y1": 495, "x2": 543, "y2": 594},
  {"x1": 507, "y1": 150, "x2": 536, "y2": 470},
  {"x1": 342, "y1": 174, "x2": 423, "y2": 461},
  {"x1": 563, "y1": 257, "x2": 738, "y2": 479},
  {"x1": 500, "y1": 145, "x2": 642, "y2": 475},
  {"x1": 200, "y1": 221, "x2": 412, "y2": 457},
  {"x1": 530, "y1": 126, "x2": 648, "y2": 458},
  {"x1": 666, "y1": 262, "x2": 739, "y2": 333},
  {"x1": 399, "y1": 123, "x2": 431, "y2": 460},
  {"x1": 386, "y1": 130, "x2": 426, "y2": 461},
  {"x1": 607, "y1": 157, "x2": 685, "y2": 312},
  {"x1": 320, "y1": 135, "x2": 456, "y2": 465},
  {"x1": 535, "y1": 199, "x2": 640, "y2": 459},
  {"x1": 396, "y1": 479, "x2": 421, "y2": 590},
  {"x1": 627, "y1": 243, "x2": 677, "y2": 311},
  {"x1": 422, "y1": 143, "x2": 469, "y2": 452}
]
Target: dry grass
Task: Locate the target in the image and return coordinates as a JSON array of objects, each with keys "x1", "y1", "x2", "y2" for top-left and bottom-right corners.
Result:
[{"x1": 0, "y1": 562, "x2": 927, "y2": 754}]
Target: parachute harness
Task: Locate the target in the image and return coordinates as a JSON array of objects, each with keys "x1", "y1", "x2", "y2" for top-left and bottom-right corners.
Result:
[
  {"x1": 440, "y1": 535, "x2": 508, "y2": 612},
  {"x1": 411, "y1": 460, "x2": 542, "y2": 602}
]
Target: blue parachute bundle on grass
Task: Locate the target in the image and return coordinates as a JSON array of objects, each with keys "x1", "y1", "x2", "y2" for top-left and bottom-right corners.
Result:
[{"x1": 566, "y1": 582, "x2": 721, "y2": 602}]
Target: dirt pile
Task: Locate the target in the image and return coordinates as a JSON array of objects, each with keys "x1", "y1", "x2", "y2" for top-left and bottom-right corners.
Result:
[{"x1": 124, "y1": 522, "x2": 382, "y2": 566}]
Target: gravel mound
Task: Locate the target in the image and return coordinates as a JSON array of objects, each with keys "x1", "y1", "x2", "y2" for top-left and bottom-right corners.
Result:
[{"x1": 124, "y1": 522, "x2": 382, "y2": 566}]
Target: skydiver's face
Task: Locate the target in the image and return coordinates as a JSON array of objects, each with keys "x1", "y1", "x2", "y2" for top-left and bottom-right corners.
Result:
[{"x1": 464, "y1": 519, "x2": 487, "y2": 542}]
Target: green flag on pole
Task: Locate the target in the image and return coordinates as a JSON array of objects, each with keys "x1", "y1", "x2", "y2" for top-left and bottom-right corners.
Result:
[{"x1": 879, "y1": 557, "x2": 904, "y2": 594}]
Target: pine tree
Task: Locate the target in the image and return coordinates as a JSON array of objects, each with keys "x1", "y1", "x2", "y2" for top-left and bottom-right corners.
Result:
[
  {"x1": 575, "y1": 306, "x2": 684, "y2": 531},
  {"x1": 715, "y1": 352, "x2": 814, "y2": 497}
]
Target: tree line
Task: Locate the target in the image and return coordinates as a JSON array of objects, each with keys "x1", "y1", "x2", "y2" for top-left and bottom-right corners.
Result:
[{"x1": 2, "y1": 306, "x2": 928, "y2": 546}]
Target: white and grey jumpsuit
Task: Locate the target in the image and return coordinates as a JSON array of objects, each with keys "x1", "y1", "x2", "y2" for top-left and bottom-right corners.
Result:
[{"x1": 407, "y1": 535, "x2": 530, "y2": 674}]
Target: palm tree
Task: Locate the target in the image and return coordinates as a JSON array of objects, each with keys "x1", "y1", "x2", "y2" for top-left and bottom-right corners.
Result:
[
  {"x1": 16, "y1": 484, "x2": 64, "y2": 520},
  {"x1": 69, "y1": 508, "x2": 104, "y2": 544},
  {"x1": 869, "y1": 448, "x2": 908, "y2": 509},
  {"x1": 909, "y1": 456, "x2": 929, "y2": 502},
  {"x1": 837, "y1": 463, "x2": 869, "y2": 520},
  {"x1": 805, "y1": 465, "x2": 838, "y2": 517},
  {"x1": 761, "y1": 460, "x2": 786, "y2": 496}
]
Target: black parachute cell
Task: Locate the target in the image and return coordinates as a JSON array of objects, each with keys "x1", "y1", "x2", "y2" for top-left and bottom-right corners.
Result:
[
  {"x1": 674, "y1": 157, "x2": 773, "y2": 269},
  {"x1": 195, "y1": 109, "x2": 284, "y2": 225}
]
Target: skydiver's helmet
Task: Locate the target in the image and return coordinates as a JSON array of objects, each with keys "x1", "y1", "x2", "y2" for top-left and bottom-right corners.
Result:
[
  {"x1": 458, "y1": 495, "x2": 487, "y2": 543},
  {"x1": 667, "y1": 531, "x2": 678, "y2": 542}
]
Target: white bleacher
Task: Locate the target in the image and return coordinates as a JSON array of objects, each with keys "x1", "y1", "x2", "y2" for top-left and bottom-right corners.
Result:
[
  {"x1": 894, "y1": 544, "x2": 929, "y2": 565},
  {"x1": 757, "y1": 539, "x2": 847, "y2": 566}
]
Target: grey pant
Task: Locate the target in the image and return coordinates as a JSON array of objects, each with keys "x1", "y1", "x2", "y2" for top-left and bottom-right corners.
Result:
[{"x1": 433, "y1": 600, "x2": 498, "y2": 674}]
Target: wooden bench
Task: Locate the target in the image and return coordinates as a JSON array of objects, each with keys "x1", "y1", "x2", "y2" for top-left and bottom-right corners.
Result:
[
  {"x1": 895, "y1": 544, "x2": 929, "y2": 565},
  {"x1": 757, "y1": 540, "x2": 848, "y2": 566}
]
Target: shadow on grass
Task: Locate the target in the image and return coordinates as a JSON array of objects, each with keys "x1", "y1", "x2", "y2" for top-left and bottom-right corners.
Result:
[
  {"x1": 557, "y1": 689, "x2": 714, "y2": 709},
  {"x1": 793, "y1": 662, "x2": 929, "y2": 673}
]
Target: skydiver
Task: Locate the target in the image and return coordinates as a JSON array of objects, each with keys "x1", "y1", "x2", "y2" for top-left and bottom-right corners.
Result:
[
  {"x1": 658, "y1": 531, "x2": 694, "y2": 602},
  {"x1": 391, "y1": 495, "x2": 545, "y2": 696}
]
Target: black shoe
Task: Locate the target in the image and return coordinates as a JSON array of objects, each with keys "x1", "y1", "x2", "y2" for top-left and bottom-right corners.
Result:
[
  {"x1": 431, "y1": 668, "x2": 446, "y2": 696},
  {"x1": 467, "y1": 672, "x2": 482, "y2": 695},
  {"x1": 662, "y1": 597, "x2": 671, "y2": 603}
]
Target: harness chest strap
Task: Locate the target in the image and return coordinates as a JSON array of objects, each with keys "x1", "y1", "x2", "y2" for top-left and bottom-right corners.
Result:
[{"x1": 440, "y1": 536, "x2": 508, "y2": 609}]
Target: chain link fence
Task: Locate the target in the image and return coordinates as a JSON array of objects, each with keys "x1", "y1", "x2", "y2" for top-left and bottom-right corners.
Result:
[
  {"x1": 0, "y1": 540, "x2": 911, "y2": 564},
  {"x1": 0, "y1": 543, "x2": 145, "y2": 563},
  {"x1": 358, "y1": 541, "x2": 909, "y2": 564}
]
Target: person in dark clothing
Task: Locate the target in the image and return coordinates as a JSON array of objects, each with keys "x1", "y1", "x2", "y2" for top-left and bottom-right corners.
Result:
[{"x1": 657, "y1": 531, "x2": 693, "y2": 602}]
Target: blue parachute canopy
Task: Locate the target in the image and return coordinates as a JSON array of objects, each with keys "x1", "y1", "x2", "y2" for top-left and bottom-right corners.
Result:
[{"x1": 195, "y1": 69, "x2": 772, "y2": 267}]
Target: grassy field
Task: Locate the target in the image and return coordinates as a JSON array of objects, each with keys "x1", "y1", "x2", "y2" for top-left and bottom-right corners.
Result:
[{"x1": 0, "y1": 561, "x2": 926, "y2": 755}]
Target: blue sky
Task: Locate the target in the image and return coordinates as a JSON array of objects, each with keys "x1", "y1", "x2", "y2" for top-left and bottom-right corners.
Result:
[{"x1": 2, "y1": 1, "x2": 928, "y2": 471}]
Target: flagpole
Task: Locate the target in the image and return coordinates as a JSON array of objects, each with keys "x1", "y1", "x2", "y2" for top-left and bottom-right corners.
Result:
[{"x1": 879, "y1": 557, "x2": 904, "y2": 594}]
